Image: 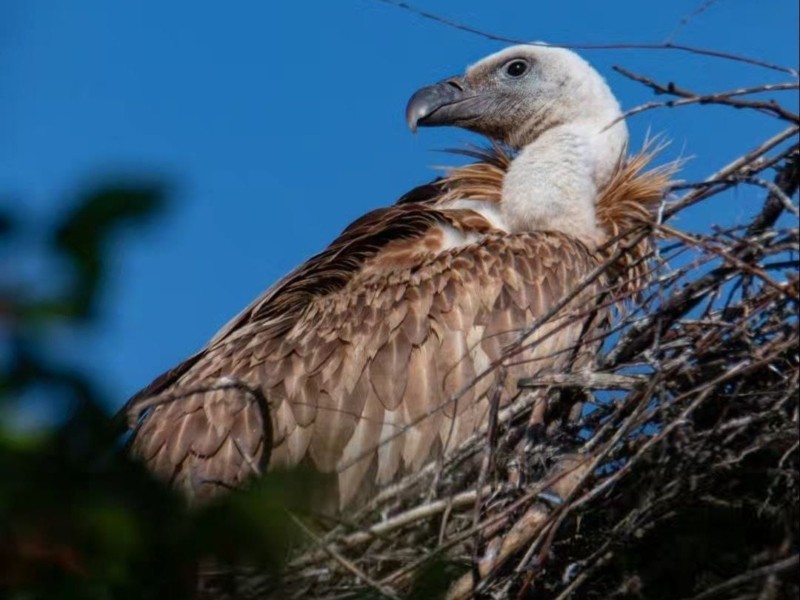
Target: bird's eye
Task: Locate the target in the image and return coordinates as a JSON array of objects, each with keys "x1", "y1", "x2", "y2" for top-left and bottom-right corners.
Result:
[{"x1": 504, "y1": 59, "x2": 529, "y2": 78}]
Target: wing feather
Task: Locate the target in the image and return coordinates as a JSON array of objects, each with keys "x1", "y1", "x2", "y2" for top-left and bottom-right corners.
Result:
[
  {"x1": 370, "y1": 329, "x2": 412, "y2": 410},
  {"x1": 126, "y1": 198, "x2": 606, "y2": 509},
  {"x1": 401, "y1": 342, "x2": 442, "y2": 472}
]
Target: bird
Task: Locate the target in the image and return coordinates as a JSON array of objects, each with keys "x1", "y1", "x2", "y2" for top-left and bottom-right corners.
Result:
[{"x1": 123, "y1": 44, "x2": 670, "y2": 511}]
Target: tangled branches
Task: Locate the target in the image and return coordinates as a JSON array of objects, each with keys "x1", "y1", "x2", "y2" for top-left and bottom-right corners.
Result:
[{"x1": 197, "y1": 62, "x2": 799, "y2": 600}]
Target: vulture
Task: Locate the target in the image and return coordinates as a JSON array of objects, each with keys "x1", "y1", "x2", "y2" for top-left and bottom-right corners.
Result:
[{"x1": 124, "y1": 44, "x2": 669, "y2": 510}]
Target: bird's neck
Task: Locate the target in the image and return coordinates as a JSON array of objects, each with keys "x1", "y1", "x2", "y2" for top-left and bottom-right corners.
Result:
[{"x1": 500, "y1": 118, "x2": 627, "y2": 246}]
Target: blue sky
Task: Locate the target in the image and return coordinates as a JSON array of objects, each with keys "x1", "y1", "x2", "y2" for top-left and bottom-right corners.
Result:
[{"x1": 3, "y1": 1, "x2": 798, "y2": 409}]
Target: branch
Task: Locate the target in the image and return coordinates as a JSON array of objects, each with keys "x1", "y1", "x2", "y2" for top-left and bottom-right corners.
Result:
[
  {"x1": 288, "y1": 512, "x2": 401, "y2": 600},
  {"x1": 605, "y1": 151, "x2": 800, "y2": 368},
  {"x1": 666, "y1": 0, "x2": 723, "y2": 44},
  {"x1": 371, "y1": 0, "x2": 799, "y2": 76},
  {"x1": 747, "y1": 148, "x2": 800, "y2": 234},
  {"x1": 665, "y1": 127, "x2": 799, "y2": 217},
  {"x1": 615, "y1": 81, "x2": 799, "y2": 125},
  {"x1": 517, "y1": 372, "x2": 647, "y2": 391},
  {"x1": 613, "y1": 66, "x2": 800, "y2": 124},
  {"x1": 681, "y1": 554, "x2": 799, "y2": 600}
]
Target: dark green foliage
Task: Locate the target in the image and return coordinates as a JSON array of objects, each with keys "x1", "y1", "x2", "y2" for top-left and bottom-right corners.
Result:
[
  {"x1": 52, "y1": 183, "x2": 167, "y2": 319},
  {"x1": 406, "y1": 558, "x2": 469, "y2": 600},
  {"x1": 0, "y1": 181, "x2": 311, "y2": 599}
]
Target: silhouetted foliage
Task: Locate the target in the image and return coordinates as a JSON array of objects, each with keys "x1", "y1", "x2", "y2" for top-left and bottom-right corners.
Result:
[{"x1": 0, "y1": 183, "x2": 316, "y2": 599}]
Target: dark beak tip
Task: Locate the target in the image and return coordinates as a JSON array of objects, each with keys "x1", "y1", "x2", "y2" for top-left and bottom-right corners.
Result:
[
  {"x1": 405, "y1": 77, "x2": 468, "y2": 133},
  {"x1": 405, "y1": 106, "x2": 419, "y2": 133},
  {"x1": 405, "y1": 89, "x2": 431, "y2": 133}
]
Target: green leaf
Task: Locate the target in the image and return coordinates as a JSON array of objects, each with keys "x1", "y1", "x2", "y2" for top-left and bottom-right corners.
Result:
[{"x1": 52, "y1": 183, "x2": 167, "y2": 319}]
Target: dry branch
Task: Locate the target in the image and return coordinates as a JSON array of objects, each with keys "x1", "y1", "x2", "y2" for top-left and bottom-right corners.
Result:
[{"x1": 198, "y1": 59, "x2": 799, "y2": 600}]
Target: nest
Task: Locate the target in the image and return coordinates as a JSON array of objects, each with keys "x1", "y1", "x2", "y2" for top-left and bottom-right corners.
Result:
[{"x1": 199, "y1": 130, "x2": 799, "y2": 600}]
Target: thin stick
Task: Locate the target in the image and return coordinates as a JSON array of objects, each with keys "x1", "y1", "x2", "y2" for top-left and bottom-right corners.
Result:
[
  {"x1": 370, "y1": 0, "x2": 799, "y2": 76},
  {"x1": 615, "y1": 81, "x2": 800, "y2": 125},
  {"x1": 288, "y1": 512, "x2": 401, "y2": 600},
  {"x1": 613, "y1": 66, "x2": 799, "y2": 124}
]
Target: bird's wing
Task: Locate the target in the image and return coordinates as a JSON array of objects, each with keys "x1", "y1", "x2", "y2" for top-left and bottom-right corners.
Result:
[{"x1": 125, "y1": 200, "x2": 604, "y2": 508}]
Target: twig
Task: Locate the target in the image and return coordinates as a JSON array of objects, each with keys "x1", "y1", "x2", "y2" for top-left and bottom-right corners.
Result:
[
  {"x1": 289, "y1": 486, "x2": 491, "y2": 570},
  {"x1": 665, "y1": 127, "x2": 798, "y2": 218},
  {"x1": 613, "y1": 66, "x2": 800, "y2": 124},
  {"x1": 370, "y1": 0, "x2": 799, "y2": 76},
  {"x1": 740, "y1": 177, "x2": 800, "y2": 220},
  {"x1": 680, "y1": 554, "x2": 799, "y2": 600},
  {"x1": 470, "y1": 368, "x2": 505, "y2": 588},
  {"x1": 615, "y1": 82, "x2": 800, "y2": 126},
  {"x1": 666, "y1": 0, "x2": 723, "y2": 44},
  {"x1": 288, "y1": 512, "x2": 401, "y2": 600},
  {"x1": 518, "y1": 372, "x2": 647, "y2": 391},
  {"x1": 747, "y1": 148, "x2": 800, "y2": 234}
]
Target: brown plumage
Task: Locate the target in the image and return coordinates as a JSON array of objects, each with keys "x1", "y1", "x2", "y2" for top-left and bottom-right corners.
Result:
[
  {"x1": 124, "y1": 144, "x2": 671, "y2": 509},
  {"x1": 124, "y1": 44, "x2": 678, "y2": 511}
]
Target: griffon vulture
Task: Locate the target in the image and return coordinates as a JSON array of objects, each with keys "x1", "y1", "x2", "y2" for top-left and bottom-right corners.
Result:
[{"x1": 124, "y1": 44, "x2": 669, "y2": 510}]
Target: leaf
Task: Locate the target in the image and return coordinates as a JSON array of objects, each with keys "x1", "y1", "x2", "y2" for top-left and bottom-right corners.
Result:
[{"x1": 52, "y1": 182, "x2": 168, "y2": 319}]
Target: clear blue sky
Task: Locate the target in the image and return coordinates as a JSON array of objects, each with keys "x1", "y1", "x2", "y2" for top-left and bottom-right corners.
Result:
[{"x1": 3, "y1": 1, "x2": 797, "y2": 409}]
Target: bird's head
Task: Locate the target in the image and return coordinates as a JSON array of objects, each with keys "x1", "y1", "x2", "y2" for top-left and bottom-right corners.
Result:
[{"x1": 406, "y1": 44, "x2": 626, "y2": 151}]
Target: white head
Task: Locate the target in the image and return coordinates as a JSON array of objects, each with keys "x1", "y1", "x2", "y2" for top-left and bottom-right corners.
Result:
[{"x1": 407, "y1": 43, "x2": 628, "y2": 193}]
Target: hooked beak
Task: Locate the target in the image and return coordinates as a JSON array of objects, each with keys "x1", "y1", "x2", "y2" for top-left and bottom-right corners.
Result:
[{"x1": 406, "y1": 76, "x2": 482, "y2": 132}]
